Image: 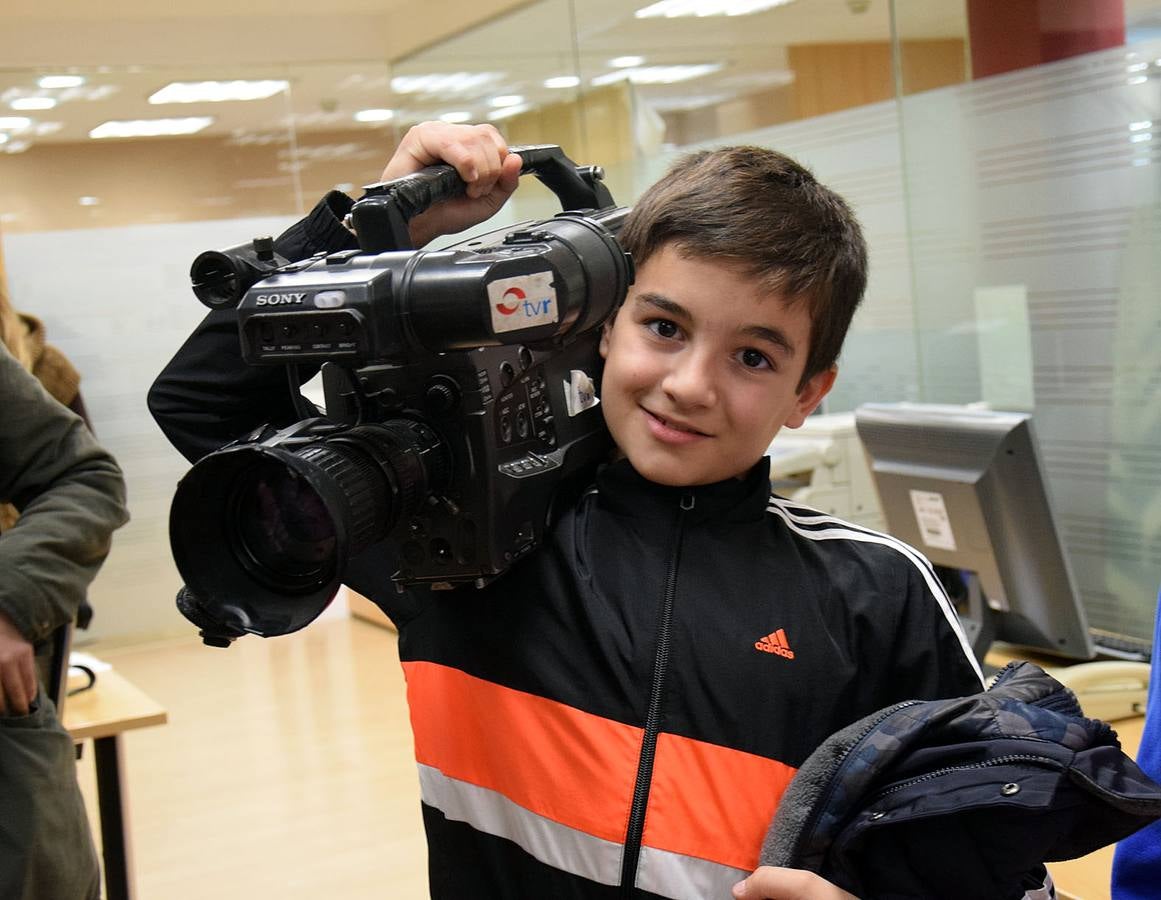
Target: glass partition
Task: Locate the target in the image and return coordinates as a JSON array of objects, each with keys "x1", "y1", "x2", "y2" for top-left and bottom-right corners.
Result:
[{"x1": 892, "y1": 0, "x2": 1161, "y2": 644}]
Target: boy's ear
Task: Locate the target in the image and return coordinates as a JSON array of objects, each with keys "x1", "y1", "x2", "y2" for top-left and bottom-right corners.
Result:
[
  {"x1": 785, "y1": 366, "x2": 837, "y2": 429},
  {"x1": 598, "y1": 313, "x2": 617, "y2": 360}
]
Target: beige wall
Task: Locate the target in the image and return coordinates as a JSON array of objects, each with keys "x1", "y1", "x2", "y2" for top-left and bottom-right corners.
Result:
[
  {"x1": 0, "y1": 127, "x2": 403, "y2": 233},
  {"x1": 665, "y1": 39, "x2": 966, "y2": 146}
]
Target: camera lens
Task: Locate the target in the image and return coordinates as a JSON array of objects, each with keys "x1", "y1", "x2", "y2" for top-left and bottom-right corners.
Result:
[
  {"x1": 233, "y1": 461, "x2": 337, "y2": 585},
  {"x1": 169, "y1": 419, "x2": 448, "y2": 637}
]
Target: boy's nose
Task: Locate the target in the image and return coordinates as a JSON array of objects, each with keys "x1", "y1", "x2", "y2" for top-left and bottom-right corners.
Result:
[{"x1": 661, "y1": 352, "x2": 717, "y2": 409}]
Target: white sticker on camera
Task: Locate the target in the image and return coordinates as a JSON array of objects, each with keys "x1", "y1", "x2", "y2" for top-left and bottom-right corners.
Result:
[
  {"x1": 564, "y1": 369, "x2": 599, "y2": 417},
  {"x1": 488, "y1": 272, "x2": 558, "y2": 335}
]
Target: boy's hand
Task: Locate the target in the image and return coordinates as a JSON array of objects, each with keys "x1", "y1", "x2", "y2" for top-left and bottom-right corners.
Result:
[
  {"x1": 379, "y1": 121, "x2": 523, "y2": 248},
  {"x1": 0, "y1": 611, "x2": 37, "y2": 717},
  {"x1": 733, "y1": 867, "x2": 858, "y2": 900}
]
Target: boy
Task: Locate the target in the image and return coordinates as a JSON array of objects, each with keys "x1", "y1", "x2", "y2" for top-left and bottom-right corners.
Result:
[{"x1": 151, "y1": 123, "x2": 1013, "y2": 899}]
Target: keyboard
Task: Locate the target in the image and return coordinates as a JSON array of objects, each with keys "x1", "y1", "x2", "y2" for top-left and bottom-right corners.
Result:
[{"x1": 1091, "y1": 629, "x2": 1153, "y2": 663}]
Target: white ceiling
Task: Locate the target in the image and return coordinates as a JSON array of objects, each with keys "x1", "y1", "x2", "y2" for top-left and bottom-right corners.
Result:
[{"x1": 1, "y1": 0, "x2": 1154, "y2": 152}]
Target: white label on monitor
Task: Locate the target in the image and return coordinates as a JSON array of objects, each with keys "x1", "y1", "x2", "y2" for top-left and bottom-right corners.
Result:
[{"x1": 909, "y1": 489, "x2": 957, "y2": 552}]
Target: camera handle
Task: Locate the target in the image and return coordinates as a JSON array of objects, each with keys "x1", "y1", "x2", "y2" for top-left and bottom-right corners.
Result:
[{"x1": 350, "y1": 144, "x2": 614, "y2": 253}]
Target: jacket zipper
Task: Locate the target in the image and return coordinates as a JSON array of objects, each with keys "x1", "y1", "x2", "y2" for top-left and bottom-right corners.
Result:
[
  {"x1": 619, "y1": 493, "x2": 694, "y2": 896},
  {"x1": 871, "y1": 753, "x2": 1064, "y2": 800}
]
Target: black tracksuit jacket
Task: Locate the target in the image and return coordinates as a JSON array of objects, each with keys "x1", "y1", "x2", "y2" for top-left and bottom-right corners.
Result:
[{"x1": 149, "y1": 193, "x2": 985, "y2": 899}]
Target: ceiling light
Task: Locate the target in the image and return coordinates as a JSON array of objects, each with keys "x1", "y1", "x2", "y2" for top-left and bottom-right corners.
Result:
[
  {"x1": 78, "y1": 196, "x2": 100, "y2": 206},
  {"x1": 89, "y1": 117, "x2": 214, "y2": 139},
  {"x1": 149, "y1": 80, "x2": 289, "y2": 104},
  {"x1": 592, "y1": 64, "x2": 723, "y2": 86},
  {"x1": 354, "y1": 108, "x2": 395, "y2": 122},
  {"x1": 636, "y1": 0, "x2": 796, "y2": 17},
  {"x1": 1130, "y1": 120, "x2": 1153, "y2": 131},
  {"x1": 38, "y1": 75, "x2": 86, "y2": 89},
  {"x1": 439, "y1": 111, "x2": 473, "y2": 123},
  {"x1": 487, "y1": 103, "x2": 532, "y2": 121},
  {"x1": 610, "y1": 56, "x2": 645, "y2": 68},
  {"x1": 0, "y1": 117, "x2": 33, "y2": 131},
  {"x1": 544, "y1": 76, "x2": 580, "y2": 89},
  {"x1": 4, "y1": 140, "x2": 31, "y2": 154},
  {"x1": 11, "y1": 97, "x2": 57, "y2": 111},
  {"x1": 0, "y1": 133, "x2": 7, "y2": 145},
  {"x1": 490, "y1": 94, "x2": 525, "y2": 108},
  {"x1": 390, "y1": 73, "x2": 503, "y2": 95}
]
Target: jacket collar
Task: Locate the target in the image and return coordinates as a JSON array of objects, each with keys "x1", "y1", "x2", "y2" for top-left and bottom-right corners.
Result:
[{"x1": 594, "y1": 456, "x2": 772, "y2": 525}]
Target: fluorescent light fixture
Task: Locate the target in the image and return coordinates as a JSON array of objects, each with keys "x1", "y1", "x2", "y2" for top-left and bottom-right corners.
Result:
[
  {"x1": 1127, "y1": 62, "x2": 1149, "y2": 73},
  {"x1": 636, "y1": 0, "x2": 796, "y2": 17},
  {"x1": 390, "y1": 73, "x2": 503, "y2": 95},
  {"x1": 544, "y1": 76, "x2": 580, "y2": 89},
  {"x1": 0, "y1": 133, "x2": 7, "y2": 145},
  {"x1": 439, "y1": 111, "x2": 473, "y2": 123},
  {"x1": 4, "y1": 140, "x2": 30, "y2": 153},
  {"x1": 490, "y1": 94, "x2": 525, "y2": 108},
  {"x1": 89, "y1": 117, "x2": 214, "y2": 139},
  {"x1": 1130, "y1": 132, "x2": 1153, "y2": 143},
  {"x1": 591, "y1": 64, "x2": 723, "y2": 86},
  {"x1": 78, "y1": 196, "x2": 100, "y2": 206},
  {"x1": 11, "y1": 97, "x2": 57, "y2": 111},
  {"x1": 610, "y1": 56, "x2": 645, "y2": 68},
  {"x1": 0, "y1": 117, "x2": 34, "y2": 131},
  {"x1": 148, "y1": 80, "x2": 289, "y2": 104},
  {"x1": 38, "y1": 75, "x2": 86, "y2": 89},
  {"x1": 487, "y1": 103, "x2": 532, "y2": 121},
  {"x1": 354, "y1": 108, "x2": 395, "y2": 122},
  {"x1": 1129, "y1": 76, "x2": 1148, "y2": 85},
  {"x1": 1130, "y1": 120, "x2": 1153, "y2": 131}
]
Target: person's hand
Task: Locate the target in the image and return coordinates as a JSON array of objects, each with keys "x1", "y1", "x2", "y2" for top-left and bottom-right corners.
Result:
[
  {"x1": 732, "y1": 867, "x2": 858, "y2": 900},
  {"x1": 0, "y1": 611, "x2": 37, "y2": 716},
  {"x1": 378, "y1": 121, "x2": 523, "y2": 248}
]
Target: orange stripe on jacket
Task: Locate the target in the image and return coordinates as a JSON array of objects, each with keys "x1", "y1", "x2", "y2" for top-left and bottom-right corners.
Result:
[
  {"x1": 645, "y1": 731, "x2": 798, "y2": 871},
  {"x1": 403, "y1": 661, "x2": 641, "y2": 843},
  {"x1": 403, "y1": 661, "x2": 798, "y2": 870}
]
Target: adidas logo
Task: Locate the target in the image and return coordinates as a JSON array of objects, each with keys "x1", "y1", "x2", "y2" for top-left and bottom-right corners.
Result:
[{"x1": 755, "y1": 628, "x2": 795, "y2": 659}]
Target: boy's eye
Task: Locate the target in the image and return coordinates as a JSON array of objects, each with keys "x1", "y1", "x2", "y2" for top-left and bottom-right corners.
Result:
[
  {"x1": 646, "y1": 319, "x2": 681, "y2": 339},
  {"x1": 738, "y1": 348, "x2": 772, "y2": 370}
]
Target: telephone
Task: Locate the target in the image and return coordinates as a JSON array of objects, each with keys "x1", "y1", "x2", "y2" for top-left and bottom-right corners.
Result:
[{"x1": 1048, "y1": 661, "x2": 1151, "y2": 722}]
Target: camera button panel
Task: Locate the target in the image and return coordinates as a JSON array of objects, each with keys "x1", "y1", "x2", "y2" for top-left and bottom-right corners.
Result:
[{"x1": 499, "y1": 454, "x2": 559, "y2": 477}]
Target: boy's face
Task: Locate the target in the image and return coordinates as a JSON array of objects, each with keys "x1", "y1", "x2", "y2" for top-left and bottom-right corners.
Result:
[{"x1": 598, "y1": 244, "x2": 835, "y2": 487}]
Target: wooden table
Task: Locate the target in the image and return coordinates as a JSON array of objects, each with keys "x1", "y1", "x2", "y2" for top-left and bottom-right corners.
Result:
[{"x1": 63, "y1": 668, "x2": 168, "y2": 900}]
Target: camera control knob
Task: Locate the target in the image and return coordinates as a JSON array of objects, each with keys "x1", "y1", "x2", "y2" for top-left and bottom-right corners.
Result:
[{"x1": 425, "y1": 377, "x2": 460, "y2": 414}]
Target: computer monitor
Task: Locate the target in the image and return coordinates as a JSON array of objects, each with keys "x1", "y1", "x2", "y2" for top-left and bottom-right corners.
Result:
[{"x1": 853, "y1": 402, "x2": 1095, "y2": 663}]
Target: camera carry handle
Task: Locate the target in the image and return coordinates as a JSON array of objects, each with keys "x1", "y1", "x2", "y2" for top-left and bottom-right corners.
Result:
[{"x1": 350, "y1": 144, "x2": 615, "y2": 253}]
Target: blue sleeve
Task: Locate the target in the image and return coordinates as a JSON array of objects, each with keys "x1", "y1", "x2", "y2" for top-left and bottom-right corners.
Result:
[{"x1": 1111, "y1": 588, "x2": 1161, "y2": 899}]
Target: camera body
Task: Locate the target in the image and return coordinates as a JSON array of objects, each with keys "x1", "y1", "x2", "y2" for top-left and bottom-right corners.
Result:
[{"x1": 170, "y1": 147, "x2": 633, "y2": 642}]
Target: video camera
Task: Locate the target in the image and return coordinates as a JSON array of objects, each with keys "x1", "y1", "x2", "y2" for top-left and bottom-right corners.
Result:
[{"x1": 168, "y1": 146, "x2": 633, "y2": 646}]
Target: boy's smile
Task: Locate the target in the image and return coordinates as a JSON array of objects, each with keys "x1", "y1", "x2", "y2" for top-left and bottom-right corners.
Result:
[{"x1": 598, "y1": 245, "x2": 835, "y2": 487}]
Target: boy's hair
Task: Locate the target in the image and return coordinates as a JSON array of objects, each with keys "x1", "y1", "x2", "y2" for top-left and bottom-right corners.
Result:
[{"x1": 618, "y1": 145, "x2": 868, "y2": 390}]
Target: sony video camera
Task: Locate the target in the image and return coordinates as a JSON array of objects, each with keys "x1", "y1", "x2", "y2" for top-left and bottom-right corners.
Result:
[{"x1": 168, "y1": 145, "x2": 633, "y2": 646}]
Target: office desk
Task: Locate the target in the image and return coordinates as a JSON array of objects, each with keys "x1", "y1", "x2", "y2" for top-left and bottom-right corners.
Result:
[{"x1": 64, "y1": 668, "x2": 168, "y2": 900}]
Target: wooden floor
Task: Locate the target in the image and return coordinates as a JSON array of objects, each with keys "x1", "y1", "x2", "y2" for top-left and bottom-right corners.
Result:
[
  {"x1": 76, "y1": 617, "x2": 429, "y2": 900},
  {"x1": 74, "y1": 617, "x2": 1139, "y2": 900}
]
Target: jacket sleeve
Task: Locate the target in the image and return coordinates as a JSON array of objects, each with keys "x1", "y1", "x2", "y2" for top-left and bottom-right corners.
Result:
[
  {"x1": 147, "y1": 190, "x2": 359, "y2": 463},
  {"x1": 1111, "y1": 590, "x2": 1161, "y2": 899},
  {"x1": 0, "y1": 342, "x2": 129, "y2": 644},
  {"x1": 883, "y1": 553, "x2": 987, "y2": 703}
]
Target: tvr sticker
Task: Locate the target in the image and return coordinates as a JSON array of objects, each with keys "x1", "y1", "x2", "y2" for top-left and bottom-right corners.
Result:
[{"x1": 488, "y1": 273, "x2": 558, "y2": 335}]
